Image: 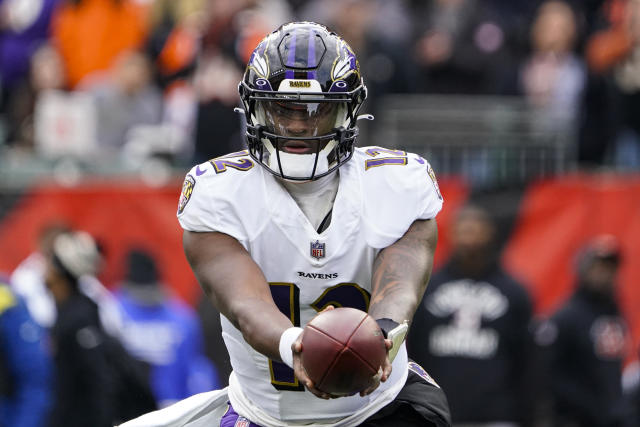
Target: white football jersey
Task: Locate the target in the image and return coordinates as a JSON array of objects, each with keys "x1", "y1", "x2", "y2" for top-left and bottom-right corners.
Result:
[{"x1": 177, "y1": 146, "x2": 443, "y2": 425}]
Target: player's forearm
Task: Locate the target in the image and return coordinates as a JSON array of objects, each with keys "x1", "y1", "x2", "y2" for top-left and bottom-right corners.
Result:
[
  {"x1": 230, "y1": 296, "x2": 293, "y2": 360},
  {"x1": 368, "y1": 219, "x2": 437, "y2": 324},
  {"x1": 183, "y1": 230, "x2": 291, "y2": 360}
]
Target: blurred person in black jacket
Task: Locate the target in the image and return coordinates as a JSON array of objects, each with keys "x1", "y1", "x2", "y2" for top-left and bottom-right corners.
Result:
[
  {"x1": 408, "y1": 205, "x2": 534, "y2": 426},
  {"x1": 44, "y1": 230, "x2": 112, "y2": 427},
  {"x1": 542, "y1": 235, "x2": 630, "y2": 427},
  {"x1": 44, "y1": 230, "x2": 155, "y2": 427}
]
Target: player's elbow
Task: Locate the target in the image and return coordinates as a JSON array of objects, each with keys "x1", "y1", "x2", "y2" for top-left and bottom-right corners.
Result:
[{"x1": 228, "y1": 298, "x2": 266, "y2": 341}]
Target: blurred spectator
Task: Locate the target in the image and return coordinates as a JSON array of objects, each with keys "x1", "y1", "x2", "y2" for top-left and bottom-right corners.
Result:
[
  {"x1": 45, "y1": 230, "x2": 112, "y2": 427},
  {"x1": 300, "y1": 0, "x2": 416, "y2": 115},
  {"x1": 51, "y1": 0, "x2": 150, "y2": 89},
  {"x1": 11, "y1": 221, "x2": 69, "y2": 327},
  {"x1": 0, "y1": 0, "x2": 59, "y2": 106},
  {"x1": 44, "y1": 231, "x2": 155, "y2": 426},
  {"x1": 89, "y1": 50, "x2": 163, "y2": 151},
  {"x1": 144, "y1": 1, "x2": 206, "y2": 166},
  {"x1": 5, "y1": 43, "x2": 68, "y2": 150},
  {"x1": 581, "y1": 0, "x2": 640, "y2": 168},
  {"x1": 299, "y1": 0, "x2": 413, "y2": 45},
  {"x1": 11, "y1": 222, "x2": 123, "y2": 336},
  {"x1": 520, "y1": 1, "x2": 586, "y2": 135},
  {"x1": 192, "y1": 51, "x2": 244, "y2": 162},
  {"x1": 628, "y1": 350, "x2": 640, "y2": 426},
  {"x1": 115, "y1": 249, "x2": 219, "y2": 408},
  {"x1": 190, "y1": 0, "x2": 292, "y2": 163},
  {"x1": 408, "y1": 205, "x2": 534, "y2": 426},
  {"x1": 540, "y1": 235, "x2": 630, "y2": 427},
  {"x1": 0, "y1": 280, "x2": 52, "y2": 427},
  {"x1": 411, "y1": 0, "x2": 523, "y2": 95}
]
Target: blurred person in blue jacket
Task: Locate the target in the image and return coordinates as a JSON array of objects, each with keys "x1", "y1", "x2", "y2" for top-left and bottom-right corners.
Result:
[
  {"x1": 0, "y1": 279, "x2": 52, "y2": 427},
  {"x1": 115, "y1": 248, "x2": 219, "y2": 407}
]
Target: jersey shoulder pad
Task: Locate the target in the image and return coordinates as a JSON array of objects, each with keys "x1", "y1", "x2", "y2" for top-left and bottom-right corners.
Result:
[
  {"x1": 353, "y1": 147, "x2": 443, "y2": 247},
  {"x1": 176, "y1": 151, "x2": 265, "y2": 242}
]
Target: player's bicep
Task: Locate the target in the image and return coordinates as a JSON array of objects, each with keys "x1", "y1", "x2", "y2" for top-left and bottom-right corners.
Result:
[{"x1": 183, "y1": 230, "x2": 293, "y2": 359}]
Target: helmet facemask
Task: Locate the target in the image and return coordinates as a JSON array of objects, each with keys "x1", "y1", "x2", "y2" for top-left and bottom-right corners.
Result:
[{"x1": 242, "y1": 85, "x2": 363, "y2": 181}]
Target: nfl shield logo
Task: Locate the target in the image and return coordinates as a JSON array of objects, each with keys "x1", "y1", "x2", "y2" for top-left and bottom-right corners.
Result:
[{"x1": 310, "y1": 240, "x2": 325, "y2": 260}]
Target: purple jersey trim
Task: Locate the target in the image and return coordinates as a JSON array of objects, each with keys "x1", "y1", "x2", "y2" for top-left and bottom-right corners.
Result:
[{"x1": 220, "y1": 402, "x2": 263, "y2": 427}]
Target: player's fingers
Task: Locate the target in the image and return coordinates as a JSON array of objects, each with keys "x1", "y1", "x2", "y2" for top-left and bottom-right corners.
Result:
[
  {"x1": 320, "y1": 305, "x2": 335, "y2": 313},
  {"x1": 384, "y1": 338, "x2": 393, "y2": 350},
  {"x1": 380, "y1": 358, "x2": 392, "y2": 382},
  {"x1": 295, "y1": 361, "x2": 331, "y2": 399},
  {"x1": 307, "y1": 383, "x2": 331, "y2": 399},
  {"x1": 306, "y1": 382, "x2": 330, "y2": 399}
]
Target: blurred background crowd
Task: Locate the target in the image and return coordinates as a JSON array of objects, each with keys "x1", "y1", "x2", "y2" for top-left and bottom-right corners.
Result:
[
  {"x1": 1, "y1": 0, "x2": 640, "y2": 178},
  {"x1": 1, "y1": 0, "x2": 640, "y2": 426}
]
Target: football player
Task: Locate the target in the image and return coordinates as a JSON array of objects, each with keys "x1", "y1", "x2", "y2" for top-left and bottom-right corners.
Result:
[{"x1": 122, "y1": 22, "x2": 450, "y2": 427}]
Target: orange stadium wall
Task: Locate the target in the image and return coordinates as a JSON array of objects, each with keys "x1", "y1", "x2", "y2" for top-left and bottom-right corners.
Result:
[
  {"x1": 1, "y1": 174, "x2": 637, "y2": 357},
  {"x1": 0, "y1": 180, "x2": 198, "y2": 304},
  {"x1": 503, "y1": 173, "x2": 640, "y2": 355},
  {"x1": 0, "y1": 178, "x2": 468, "y2": 305}
]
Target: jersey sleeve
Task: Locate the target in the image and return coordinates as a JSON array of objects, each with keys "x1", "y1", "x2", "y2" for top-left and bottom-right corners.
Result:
[
  {"x1": 176, "y1": 164, "x2": 251, "y2": 243},
  {"x1": 359, "y1": 149, "x2": 443, "y2": 248}
]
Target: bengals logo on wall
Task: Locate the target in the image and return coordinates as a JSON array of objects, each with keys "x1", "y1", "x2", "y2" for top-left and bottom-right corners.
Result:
[{"x1": 177, "y1": 174, "x2": 195, "y2": 215}]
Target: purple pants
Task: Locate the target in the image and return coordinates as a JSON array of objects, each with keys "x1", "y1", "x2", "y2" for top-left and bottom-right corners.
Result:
[{"x1": 219, "y1": 402, "x2": 262, "y2": 427}]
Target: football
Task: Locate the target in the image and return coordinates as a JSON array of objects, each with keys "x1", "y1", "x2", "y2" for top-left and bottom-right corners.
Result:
[{"x1": 300, "y1": 307, "x2": 387, "y2": 395}]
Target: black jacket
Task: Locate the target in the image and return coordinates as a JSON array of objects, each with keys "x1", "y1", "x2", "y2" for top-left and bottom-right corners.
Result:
[
  {"x1": 49, "y1": 293, "x2": 112, "y2": 427},
  {"x1": 408, "y1": 260, "x2": 533, "y2": 424},
  {"x1": 547, "y1": 287, "x2": 628, "y2": 427}
]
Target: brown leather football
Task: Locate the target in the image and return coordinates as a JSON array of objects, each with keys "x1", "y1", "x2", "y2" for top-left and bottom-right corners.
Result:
[{"x1": 300, "y1": 307, "x2": 386, "y2": 395}]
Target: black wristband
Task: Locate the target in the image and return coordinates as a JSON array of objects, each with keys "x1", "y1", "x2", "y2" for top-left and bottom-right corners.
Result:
[{"x1": 375, "y1": 318, "x2": 400, "y2": 339}]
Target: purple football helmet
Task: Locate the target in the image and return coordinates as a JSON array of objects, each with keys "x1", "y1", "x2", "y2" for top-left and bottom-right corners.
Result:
[{"x1": 238, "y1": 22, "x2": 368, "y2": 181}]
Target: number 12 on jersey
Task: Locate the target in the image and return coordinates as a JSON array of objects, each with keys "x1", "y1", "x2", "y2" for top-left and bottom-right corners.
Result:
[{"x1": 268, "y1": 282, "x2": 371, "y2": 391}]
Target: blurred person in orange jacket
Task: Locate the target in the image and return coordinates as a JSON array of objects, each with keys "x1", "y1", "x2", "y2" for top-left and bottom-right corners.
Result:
[
  {"x1": 580, "y1": 0, "x2": 640, "y2": 168},
  {"x1": 51, "y1": 0, "x2": 150, "y2": 88}
]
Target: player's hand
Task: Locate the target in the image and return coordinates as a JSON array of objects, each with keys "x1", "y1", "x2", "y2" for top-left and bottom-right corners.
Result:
[
  {"x1": 292, "y1": 305, "x2": 343, "y2": 399},
  {"x1": 359, "y1": 338, "x2": 393, "y2": 397}
]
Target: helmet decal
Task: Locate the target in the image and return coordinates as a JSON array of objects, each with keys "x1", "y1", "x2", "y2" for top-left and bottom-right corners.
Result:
[
  {"x1": 250, "y1": 53, "x2": 269, "y2": 79},
  {"x1": 248, "y1": 35, "x2": 273, "y2": 79},
  {"x1": 331, "y1": 40, "x2": 358, "y2": 81}
]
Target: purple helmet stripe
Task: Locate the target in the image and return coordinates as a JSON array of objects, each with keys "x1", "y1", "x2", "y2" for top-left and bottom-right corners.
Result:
[
  {"x1": 285, "y1": 30, "x2": 297, "y2": 79},
  {"x1": 307, "y1": 29, "x2": 316, "y2": 79}
]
